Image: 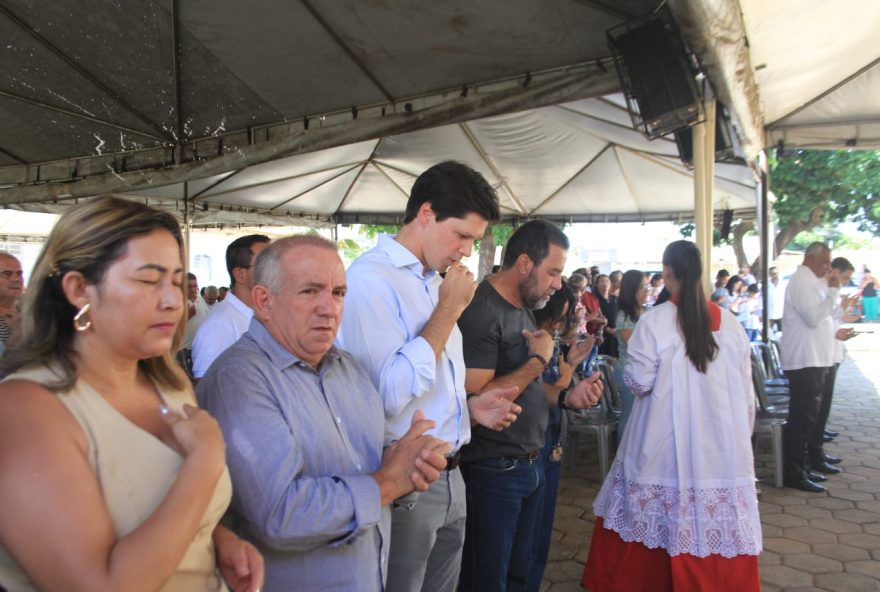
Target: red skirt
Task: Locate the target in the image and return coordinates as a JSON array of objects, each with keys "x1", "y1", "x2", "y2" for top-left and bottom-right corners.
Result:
[{"x1": 581, "y1": 517, "x2": 760, "y2": 592}]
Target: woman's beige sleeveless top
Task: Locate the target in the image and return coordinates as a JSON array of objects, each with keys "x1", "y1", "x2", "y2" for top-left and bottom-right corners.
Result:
[{"x1": 0, "y1": 365, "x2": 232, "y2": 592}]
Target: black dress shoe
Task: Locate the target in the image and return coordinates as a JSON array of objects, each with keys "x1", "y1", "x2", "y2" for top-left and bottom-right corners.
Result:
[
  {"x1": 825, "y1": 430, "x2": 840, "y2": 438},
  {"x1": 823, "y1": 434, "x2": 834, "y2": 442},
  {"x1": 784, "y1": 478, "x2": 827, "y2": 493},
  {"x1": 812, "y1": 462, "x2": 841, "y2": 475},
  {"x1": 824, "y1": 454, "x2": 842, "y2": 464},
  {"x1": 807, "y1": 472, "x2": 828, "y2": 482}
]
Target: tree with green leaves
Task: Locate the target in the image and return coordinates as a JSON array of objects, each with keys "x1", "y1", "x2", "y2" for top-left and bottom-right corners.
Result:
[{"x1": 723, "y1": 149, "x2": 880, "y2": 273}]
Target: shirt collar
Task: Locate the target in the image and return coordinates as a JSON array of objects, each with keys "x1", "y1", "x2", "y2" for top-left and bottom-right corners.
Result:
[
  {"x1": 377, "y1": 234, "x2": 435, "y2": 279},
  {"x1": 247, "y1": 316, "x2": 342, "y2": 373},
  {"x1": 224, "y1": 291, "x2": 254, "y2": 317}
]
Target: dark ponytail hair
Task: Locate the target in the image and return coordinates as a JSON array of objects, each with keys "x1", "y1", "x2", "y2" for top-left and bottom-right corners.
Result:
[{"x1": 662, "y1": 240, "x2": 718, "y2": 373}]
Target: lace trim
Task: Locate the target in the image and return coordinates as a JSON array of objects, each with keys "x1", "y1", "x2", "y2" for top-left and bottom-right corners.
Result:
[
  {"x1": 622, "y1": 371, "x2": 651, "y2": 396},
  {"x1": 594, "y1": 461, "x2": 762, "y2": 558}
]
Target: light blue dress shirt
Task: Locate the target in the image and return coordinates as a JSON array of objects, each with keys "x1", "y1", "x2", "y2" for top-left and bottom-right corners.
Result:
[
  {"x1": 338, "y1": 234, "x2": 469, "y2": 451},
  {"x1": 197, "y1": 317, "x2": 389, "y2": 591}
]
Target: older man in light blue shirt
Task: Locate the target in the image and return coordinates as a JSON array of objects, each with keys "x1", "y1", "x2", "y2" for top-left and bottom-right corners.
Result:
[
  {"x1": 199, "y1": 235, "x2": 450, "y2": 591},
  {"x1": 339, "y1": 161, "x2": 521, "y2": 592}
]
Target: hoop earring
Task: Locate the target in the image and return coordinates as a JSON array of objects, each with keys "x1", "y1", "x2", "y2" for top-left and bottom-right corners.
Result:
[{"x1": 73, "y1": 304, "x2": 92, "y2": 332}]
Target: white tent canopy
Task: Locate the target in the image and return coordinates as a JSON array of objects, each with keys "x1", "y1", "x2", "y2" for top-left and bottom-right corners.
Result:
[
  {"x1": 1, "y1": 0, "x2": 877, "y2": 225},
  {"x1": 101, "y1": 94, "x2": 756, "y2": 226},
  {"x1": 675, "y1": 0, "x2": 880, "y2": 152}
]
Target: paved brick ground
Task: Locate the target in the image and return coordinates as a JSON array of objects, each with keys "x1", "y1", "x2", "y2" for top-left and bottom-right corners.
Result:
[{"x1": 543, "y1": 329, "x2": 880, "y2": 591}]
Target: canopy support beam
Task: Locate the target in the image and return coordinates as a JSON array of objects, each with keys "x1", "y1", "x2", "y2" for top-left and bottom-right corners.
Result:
[
  {"x1": 693, "y1": 97, "x2": 716, "y2": 292},
  {"x1": 759, "y1": 160, "x2": 771, "y2": 342}
]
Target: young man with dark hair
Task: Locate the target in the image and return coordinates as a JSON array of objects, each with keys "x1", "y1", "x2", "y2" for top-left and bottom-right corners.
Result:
[
  {"x1": 192, "y1": 234, "x2": 270, "y2": 379},
  {"x1": 457, "y1": 220, "x2": 603, "y2": 591},
  {"x1": 403, "y1": 160, "x2": 500, "y2": 224},
  {"x1": 812, "y1": 257, "x2": 860, "y2": 467},
  {"x1": 340, "y1": 161, "x2": 523, "y2": 592}
]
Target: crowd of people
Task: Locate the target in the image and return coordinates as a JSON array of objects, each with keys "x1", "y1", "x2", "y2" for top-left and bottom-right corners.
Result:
[{"x1": 0, "y1": 159, "x2": 869, "y2": 591}]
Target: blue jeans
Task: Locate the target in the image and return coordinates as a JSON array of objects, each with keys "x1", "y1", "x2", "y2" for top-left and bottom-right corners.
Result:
[
  {"x1": 527, "y1": 409, "x2": 563, "y2": 590},
  {"x1": 459, "y1": 454, "x2": 546, "y2": 592}
]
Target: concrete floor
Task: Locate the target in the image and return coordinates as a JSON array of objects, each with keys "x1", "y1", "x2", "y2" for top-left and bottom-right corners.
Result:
[{"x1": 542, "y1": 329, "x2": 880, "y2": 592}]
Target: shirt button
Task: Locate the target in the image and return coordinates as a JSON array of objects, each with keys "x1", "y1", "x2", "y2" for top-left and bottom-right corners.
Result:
[
  {"x1": 356, "y1": 464, "x2": 362, "y2": 471},
  {"x1": 336, "y1": 417, "x2": 342, "y2": 424}
]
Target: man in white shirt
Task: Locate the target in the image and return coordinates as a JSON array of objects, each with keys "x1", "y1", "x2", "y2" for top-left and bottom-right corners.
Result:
[
  {"x1": 181, "y1": 273, "x2": 210, "y2": 350},
  {"x1": 766, "y1": 266, "x2": 786, "y2": 333},
  {"x1": 781, "y1": 242, "x2": 843, "y2": 492},
  {"x1": 192, "y1": 234, "x2": 270, "y2": 380},
  {"x1": 339, "y1": 161, "x2": 522, "y2": 592}
]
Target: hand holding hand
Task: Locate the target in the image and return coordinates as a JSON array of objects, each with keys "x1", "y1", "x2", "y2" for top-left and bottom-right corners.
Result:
[
  {"x1": 564, "y1": 372, "x2": 603, "y2": 409},
  {"x1": 467, "y1": 386, "x2": 522, "y2": 431},
  {"x1": 438, "y1": 263, "x2": 477, "y2": 316},
  {"x1": 377, "y1": 410, "x2": 450, "y2": 502},
  {"x1": 214, "y1": 526, "x2": 264, "y2": 592},
  {"x1": 523, "y1": 329, "x2": 554, "y2": 362}
]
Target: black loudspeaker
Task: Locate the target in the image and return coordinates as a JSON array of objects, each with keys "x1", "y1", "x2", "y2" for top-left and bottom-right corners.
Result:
[
  {"x1": 719, "y1": 209, "x2": 734, "y2": 241},
  {"x1": 608, "y1": 16, "x2": 703, "y2": 139},
  {"x1": 674, "y1": 103, "x2": 742, "y2": 167}
]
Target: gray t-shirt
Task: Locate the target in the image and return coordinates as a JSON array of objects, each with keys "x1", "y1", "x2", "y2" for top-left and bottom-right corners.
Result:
[{"x1": 458, "y1": 280, "x2": 548, "y2": 461}]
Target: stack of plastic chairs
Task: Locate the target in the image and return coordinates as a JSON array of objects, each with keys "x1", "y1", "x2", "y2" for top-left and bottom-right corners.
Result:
[
  {"x1": 750, "y1": 349, "x2": 789, "y2": 487},
  {"x1": 562, "y1": 356, "x2": 619, "y2": 480}
]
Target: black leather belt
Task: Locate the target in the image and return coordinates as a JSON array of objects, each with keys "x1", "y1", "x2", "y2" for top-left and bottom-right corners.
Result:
[{"x1": 445, "y1": 450, "x2": 463, "y2": 471}]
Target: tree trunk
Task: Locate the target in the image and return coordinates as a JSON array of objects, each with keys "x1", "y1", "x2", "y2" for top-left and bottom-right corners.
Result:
[
  {"x1": 477, "y1": 233, "x2": 496, "y2": 282},
  {"x1": 731, "y1": 220, "x2": 754, "y2": 271},
  {"x1": 749, "y1": 204, "x2": 824, "y2": 273}
]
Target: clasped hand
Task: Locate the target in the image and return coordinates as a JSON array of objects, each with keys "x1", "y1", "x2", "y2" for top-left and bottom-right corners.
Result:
[
  {"x1": 380, "y1": 410, "x2": 450, "y2": 498},
  {"x1": 468, "y1": 386, "x2": 522, "y2": 431},
  {"x1": 564, "y1": 371, "x2": 603, "y2": 409}
]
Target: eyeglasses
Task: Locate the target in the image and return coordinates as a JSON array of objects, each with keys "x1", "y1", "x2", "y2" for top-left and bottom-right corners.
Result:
[{"x1": 0, "y1": 270, "x2": 23, "y2": 279}]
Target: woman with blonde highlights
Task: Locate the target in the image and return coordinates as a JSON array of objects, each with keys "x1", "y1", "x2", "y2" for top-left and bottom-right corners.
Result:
[{"x1": 0, "y1": 196, "x2": 263, "y2": 591}]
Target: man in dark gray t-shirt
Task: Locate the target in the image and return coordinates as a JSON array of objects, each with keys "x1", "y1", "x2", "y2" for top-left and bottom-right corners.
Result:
[
  {"x1": 457, "y1": 220, "x2": 603, "y2": 592},
  {"x1": 459, "y1": 281, "x2": 547, "y2": 461}
]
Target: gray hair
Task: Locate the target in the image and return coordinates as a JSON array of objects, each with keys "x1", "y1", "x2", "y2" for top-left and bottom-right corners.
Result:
[
  {"x1": 804, "y1": 242, "x2": 830, "y2": 259},
  {"x1": 568, "y1": 272, "x2": 587, "y2": 286},
  {"x1": 254, "y1": 234, "x2": 339, "y2": 294}
]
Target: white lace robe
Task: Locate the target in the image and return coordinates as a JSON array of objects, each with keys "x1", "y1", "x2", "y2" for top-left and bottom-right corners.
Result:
[{"x1": 593, "y1": 302, "x2": 762, "y2": 558}]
